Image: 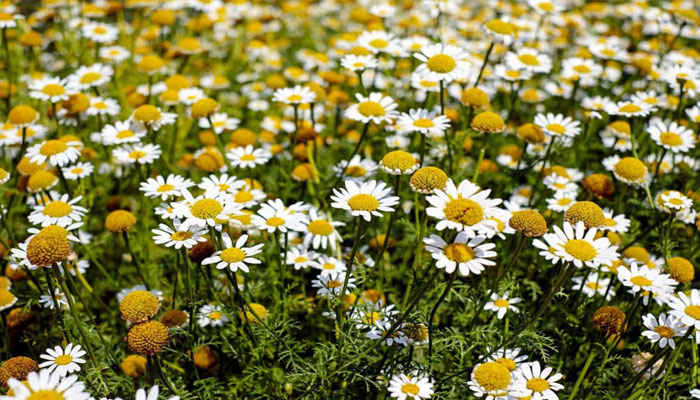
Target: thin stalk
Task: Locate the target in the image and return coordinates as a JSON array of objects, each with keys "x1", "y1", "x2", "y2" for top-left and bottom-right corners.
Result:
[
  {"x1": 337, "y1": 218, "x2": 365, "y2": 329},
  {"x1": 428, "y1": 272, "x2": 457, "y2": 366}
]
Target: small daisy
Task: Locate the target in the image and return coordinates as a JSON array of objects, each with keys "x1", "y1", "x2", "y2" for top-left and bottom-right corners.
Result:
[
  {"x1": 366, "y1": 319, "x2": 408, "y2": 347},
  {"x1": 357, "y1": 30, "x2": 400, "y2": 55},
  {"x1": 227, "y1": 145, "x2": 272, "y2": 169},
  {"x1": 510, "y1": 361, "x2": 564, "y2": 400},
  {"x1": 345, "y1": 92, "x2": 399, "y2": 125},
  {"x1": 26, "y1": 139, "x2": 82, "y2": 167},
  {"x1": 601, "y1": 209, "x2": 630, "y2": 234},
  {"x1": 655, "y1": 190, "x2": 692, "y2": 214},
  {"x1": 340, "y1": 54, "x2": 378, "y2": 72},
  {"x1": 174, "y1": 190, "x2": 242, "y2": 229},
  {"x1": 426, "y1": 179, "x2": 502, "y2": 236},
  {"x1": 311, "y1": 255, "x2": 346, "y2": 275},
  {"x1": 668, "y1": 289, "x2": 700, "y2": 330},
  {"x1": 505, "y1": 48, "x2": 553, "y2": 73},
  {"x1": 198, "y1": 112, "x2": 240, "y2": 134},
  {"x1": 537, "y1": 221, "x2": 619, "y2": 268},
  {"x1": 617, "y1": 263, "x2": 676, "y2": 296},
  {"x1": 331, "y1": 180, "x2": 399, "y2": 222},
  {"x1": 648, "y1": 120, "x2": 695, "y2": 153},
  {"x1": 151, "y1": 220, "x2": 207, "y2": 250},
  {"x1": 543, "y1": 175, "x2": 578, "y2": 194},
  {"x1": 301, "y1": 209, "x2": 344, "y2": 250},
  {"x1": 397, "y1": 109, "x2": 451, "y2": 138},
  {"x1": 423, "y1": 233, "x2": 497, "y2": 276},
  {"x1": 82, "y1": 22, "x2": 119, "y2": 43},
  {"x1": 87, "y1": 97, "x2": 120, "y2": 116},
  {"x1": 197, "y1": 304, "x2": 229, "y2": 328},
  {"x1": 68, "y1": 63, "x2": 113, "y2": 89},
  {"x1": 286, "y1": 247, "x2": 317, "y2": 270},
  {"x1": 4, "y1": 369, "x2": 91, "y2": 400},
  {"x1": 603, "y1": 155, "x2": 649, "y2": 187},
  {"x1": 484, "y1": 292, "x2": 521, "y2": 320},
  {"x1": 29, "y1": 77, "x2": 76, "y2": 103},
  {"x1": 312, "y1": 272, "x2": 356, "y2": 298},
  {"x1": 101, "y1": 121, "x2": 147, "y2": 145},
  {"x1": 202, "y1": 233, "x2": 263, "y2": 273},
  {"x1": 414, "y1": 43, "x2": 471, "y2": 82},
  {"x1": 251, "y1": 200, "x2": 307, "y2": 233},
  {"x1": 198, "y1": 174, "x2": 245, "y2": 196},
  {"x1": 534, "y1": 113, "x2": 581, "y2": 137},
  {"x1": 487, "y1": 347, "x2": 529, "y2": 372},
  {"x1": 546, "y1": 191, "x2": 577, "y2": 212},
  {"x1": 39, "y1": 288, "x2": 69, "y2": 310},
  {"x1": 38, "y1": 343, "x2": 86, "y2": 377},
  {"x1": 272, "y1": 85, "x2": 316, "y2": 105},
  {"x1": 28, "y1": 195, "x2": 87, "y2": 227},
  {"x1": 605, "y1": 101, "x2": 654, "y2": 118},
  {"x1": 641, "y1": 312, "x2": 685, "y2": 349},
  {"x1": 140, "y1": 174, "x2": 194, "y2": 201},
  {"x1": 113, "y1": 143, "x2": 162, "y2": 165},
  {"x1": 62, "y1": 163, "x2": 94, "y2": 180},
  {"x1": 387, "y1": 372, "x2": 434, "y2": 400},
  {"x1": 571, "y1": 273, "x2": 614, "y2": 300},
  {"x1": 333, "y1": 155, "x2": 378, "y2": 182}
]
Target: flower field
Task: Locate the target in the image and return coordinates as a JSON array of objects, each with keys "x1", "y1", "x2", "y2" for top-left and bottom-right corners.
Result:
[{"x1": 0, "y1": 0, "x2": 700, "y2": 399}]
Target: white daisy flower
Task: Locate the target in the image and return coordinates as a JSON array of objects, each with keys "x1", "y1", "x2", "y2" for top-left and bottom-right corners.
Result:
[
  {"x1": 425, "y1": 179, "x2": 502, "y2": 236},
  {"x1": 202, "y1": 233, "x2": 263, "y2": 273},
  {"x1": 617, "y1": 262, "x2": 676, "y2": 296},
  {"x1": 197, "y1": 304, "x2": 229, "y2": 328},
  {"x1": 101, "y1": 121, "x2": 147, "y2": 145},
  {"x1": 140, "y1": 174, "x2": 194, "y2": 200},
  {"x1": 333, "y1": 155, "x2": 378, "y2": 182},
  {"x1": 38, "y1": 343, "x2": 86, "y2": 377},
  {"x1": 28, "y1": 195, "x2": 87, "y2": 227},
  {"x1": 536, "y1": 221, "x2": 619, "y2": 268},
  {"x1": 29, "y1": 77, "x2": 77, "y2": 103},
  {"x1": 397, "y1": 109, "x2": 451, "y2": 138},
  {"x1": 655, "y1": 189, "x2": 692, "y2": 213},
  {"x1": 173, "y1": 190, "x2": 242, "y2": 229},
  {"x1": 340, "y1": 54, "x2": 378, "y2": 72},
  {"x1": 641, "y1": 312, "x2": 686, "y2": 349},
  {"x1": 510, "y1": 361, "x2": 564, "y2": 400},
  {"x1": 387, "y1": 372, "x2": 434, "y2": 400},
  {"x1": 424, "y1": 233, "x2": 496, "y2": 276},
  {"x1": 151, "y1": 220, "x2": 207, "y2": 250},
  {"x1": 534, "y1": 113, "x2": 581, "y2": 137},
  {"x1": 571, "y1": 273, "x2": 614, "y2": 300},
  {"x1": 484, "y1": 292, "x2": 521, "y2": 320},
  {"x1": 605, "y1": 101, "x2": 654, "y2": 118},
  {"x1": 198, "y1": 112, "x2": 240, "y2": 134},
  {"x1": 345, "y1": 92, "x2": 399, "y2": 125},
  {"x1": 272, "y1": 85, "x2": 316, "y2": 105},
  {"x1": 227, "y1": 145, "x2": 272, "y2": 169},
  {"x1": 648, "y1": 119, "x2": 695, "y2": 153},
  {"x1": 331, "y1": 180, "x2": 400, "y2": 222},
  {"x1": 312, "y1": 272, "x2": 355, "y2": 298},
  {"x1": 301, "y1": 209, "x2": 344, "y2": 250},
  {"x1": 414, "y1": 43, "x2": 471, "y2": 82},
  {"x1": 26, "y1": 139, "x2": 82, "y2": 167},
  {"x1": 68, "y1": 63, "x2": 113, "y2": 89},
  {"x1": 4, "y1": 370, "x2": 90, "y2": 400},
  {"x1": 667, "y1": 289, "x2": 700, "y2": 329},
  {"x1": 62, "y1": 162, "x2": 94, "y2": 180},
  {"x1": 286, "y1": 247, "x2": 317, "y2": 270},
  {"x1": 505, "y1": 48, "x2": 553, "y2": 73},
  {"x1": 113, "y1": 143, "x2": 162, "y2": 165}
]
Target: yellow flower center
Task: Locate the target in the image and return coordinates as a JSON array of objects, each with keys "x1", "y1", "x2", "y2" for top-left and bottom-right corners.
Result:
[
  {"x1": 308, "y1": 220, "x2": 334, "y2": 235},
  {"x1": 43, "y1": 201, "x2": 72, "y2": 217},
  {"x1": 685, "y1": 305, "x2": 700, "y2": 320},
  {"x1": 586, "y1": 282, "x2": 600, "y2": 290},
  {"x1": 518, "y1": 54, "x2": 540, "y2": 66},
  {"x1": 40, "y1": 140, "x2": 68, "y2": 156},
  {"x1": 368, "y1": 38, "x2": 388, "y2": 48},
  {"x1": 234, "y1": 191, "x2": 253, "y2": 203},
  {"x1": 630, "y1": 275, "x2": 652, "y2": 287},
  {"x1": 444, "y1": 198, "x2": 484, "y2": 226},
  {"x1": 80, "y1": 72, "x2": 102, "y2": 84},
  {"x1": 564, "y1": 239, "x2": 596, "y2": 261},
  {"x1": 526, "y1": 377, "x2": 550, "y2": 393},
  {"x1": 619, "y1": 104, "x2": 642, "y2": 113},
  {"x1": 129, "y1": 150, "x2": 146, "y2": 159},
  {"x1": 486, "y1": 19, "x2": 514, "y2": 35},
  {"x1": 294, "y1": 256, "x2": 308, "y2": 263},
  {"x1": 266, "y1": 217, "x2": 286, "y2": 227},
  {"x1": 240, "y1": 154, "x2": 256, "y2": 161},
  {"x1": 538, "y1": 2, "x2": 554, "y2": 12},
  {"x1": 209, "y1": 311, "x2": 222, "y2": 320},
  {"x1": 345, "y1": 165, "x2": 367, "y2": 177},
  {"x1": 659, "y1": 132, "x2": 682, "y2": 146},
  {"x1": 347, "y1": 194, "x2": 379, "y2": 211},
  {"x1": 27, "y1": 390, "x2": 65, "y2": 400},
  {"x1": 493, "y1": 299, "x2": 509, "y2": 307},
  {"x1": 116, "y1": 130, "x2": 135, "y2": 138},
  {"x1": 573, "y1": 65, "x2": 591, "y2": 74},
  {"x1": 327, "y1": 280, "x2": 342, "y2": 288},
  {"x1": 654, "y1": 326, "x2": 675, "y2": 338},
  {"x1": 191, "y1": 199, "x2": 223, "y2": 219},
  {"x1": 357, "y1": 101, "x2": 386, "y2": 117},
  {"x1": 170, "y1": 231, "x2": 193, "y2": 241},
  {"x1": 401, "y1": 383, "x2": 420, "y2": 395},
  {"x1": 220, "y1": 247, "x2": 246, "y2": 263},
  {"x1": 413, "y1": 118, "x2": 435, "y2": 128},
  {"x1": 443, "y1": 243, "x2": 476, "y2": 263},
  {"x1": 473, "y1": 362, "x2": 511, "y2": 392},
  {"x1": 41, "y1": 84, "x2": 66, "y2": 96},
  {"x1": 496, "y1": 357, "x2": 517, "y2": 371},
  {"x1": 426, "y1": 54, "x2": 457, "y2": 73},
  {"x1": 546, "y1": 123, "x2": 566, "y2": 135},
  {"x1": 54, "y1": 354, "x2": 73, "y2": 365},
  {"x1": 614, "y1": 157, "x2": 646, "y2": 182}
]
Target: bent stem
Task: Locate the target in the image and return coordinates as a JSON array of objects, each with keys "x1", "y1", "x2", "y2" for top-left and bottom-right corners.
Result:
[
  {"x1": 336, "y1": 218, "x2": 365, "y2": 330},
  {"x1": 375, "y1": 175, "x2": 401, "y2": 270}
]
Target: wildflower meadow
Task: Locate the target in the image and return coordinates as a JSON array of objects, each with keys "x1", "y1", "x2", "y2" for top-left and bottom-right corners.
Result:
[{"x1": 1, "y1": 0, "x2": 700, "y2": 399}]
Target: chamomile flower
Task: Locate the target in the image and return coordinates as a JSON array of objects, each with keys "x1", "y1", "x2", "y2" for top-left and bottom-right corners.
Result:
[
  {"x1": 668, "y1": 289, "x2": 700, "y2": 329},
  {"x1": 101, "y1": 121, "x2": 147, "y2": 145},
  {"x1": 546, "y1": 191, "x2": 577, "y2": 212},
  {"x1": 357, "y1": 30, "x2": 400, "y2": 55},
  {"x1": 38, "y1": 343, "x2": 86, "y2": 377},
  {"x1": 543, "y1": 175, "x2": 578, "y2": 194},
  {"x1": 414, "y1": 43, "x2": 471, "y2": 82},
  {"x1": 202, "y1": 233, "x2": 263, "y2": 273},
  {"x1": 28, "y1": 195, "x2": 87, "y2": 227},
  {"x1": 367, "y1": 319, "x2": 408, "y2": 347},
  {"x1": 387, "y1": 372, "x2": 434, "y2": 400},
  {"x1": 423, "y1": 233, "x2": 496, "y2": 276},
  {"x1": 505, "y1": 48, "x2": 552, "y2": 73},
  {"x1": 151, "y1": 220, "x2": 207, "y2": 250},
  {"x1": 82, "y1": 22, "x2": 119, "y2": 43},
  {"x1": 286, "y1": 247, "x2": 317, "y2": 270},
  {"x1": 484, "y1": 292, "x2": 521, "y2": 320},
  {"x1": 312, "y1": 272, "x2": 355, "y2": 298},
  {"x1": 198, "y1": 174, "x2": 245, "y2": 196},
  {"x1": 571, "y1": 273, "x2": 614, "y2": 300},
  {"x1": 617, "y1": 262, "x2": 676, "y2": 295},
  {"x1": 331, "y1": 180, "x2": 399, "y2": 222},
  {"x1": 333, "y1": 155, "x2": 378, "y2": 182},
  {"x1": 510, "y1": 361, "x2": 564, "y2": 400},
  {"x1": 641, "y1": 312, "x2": 685, "y2": 349},
  {"x1": 62, "y1": 163, "x2": 94, "y2": 180},
  {"x1": 26, "y1": 140, "x2": 81, "y2": 167},
  {"x1": 340, "y1": 54, "x2": 378, "y2": 72},
  {"x1": 39, "y1": 288, "x2": 69, "y2": 310},
  {"x1": 605, "y1": 101, "x2": 654, "y2": 118},
  {"x1": 601, "y1": 209, "x2": 630, "y2": 233},
  {"x1": 4, "y1": 369, "x2": 90, "y2": 400},
  {"x1": 174, "y1": 190, "x2": 241, "y2": 229},
  {"x1": 198, "y1": 113, "x2": 240, "y2": 134},
  {"x1": 468, "y1": 361, "x2": 513, "y2": 399},
  {"x1": 68, "y1": 63, "x2": 113, "y2": 89},
  {"x1": 648, "y1": 120, "x2": 695, "y2": 153},
  {"x1": 537, "y1": 221, "x2": 619, "y2": 268},
  {"x1": 302, "y1": 209, "x2": 344, "y2": 250},
  {"x1": 113, "y1": 143, "x2": 162, "y2": 165},
  {"x1": 251, "y1": 200, "x2": 307, "y2": 233},
  {"x1": 534, "y1": 113, "x2": 581, "y2": 137},
  {"x1": 227, "y1": 145, "x2": 272, "y2": 169},
  {"x1": 140, "y1": 174, "x2": 193, "y2": 200},
  {"x1": 397, "y1": 109, "x2": 451, "y2": 138},
  {"x1": 426, "y1": 179, "x2": 502, "y2": 236},
  {"x1": 29, "y1": 77, "x2": 76, "y2": 103},
  {"x1": 312, "y1": 255, "x2": 346, "y2": 275},
  {"x1": 655, "y1": 190, "x2": 692, "y2": 213},
  {"x1": 272, "y1": 85, "x2": 316, "y2": 105},
  {"x1": 197, "y1": 304, "x2": 229, "y2": 328},
  {"x1": 345, "y1": 92, "x2": 399, "y2": 125}
]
